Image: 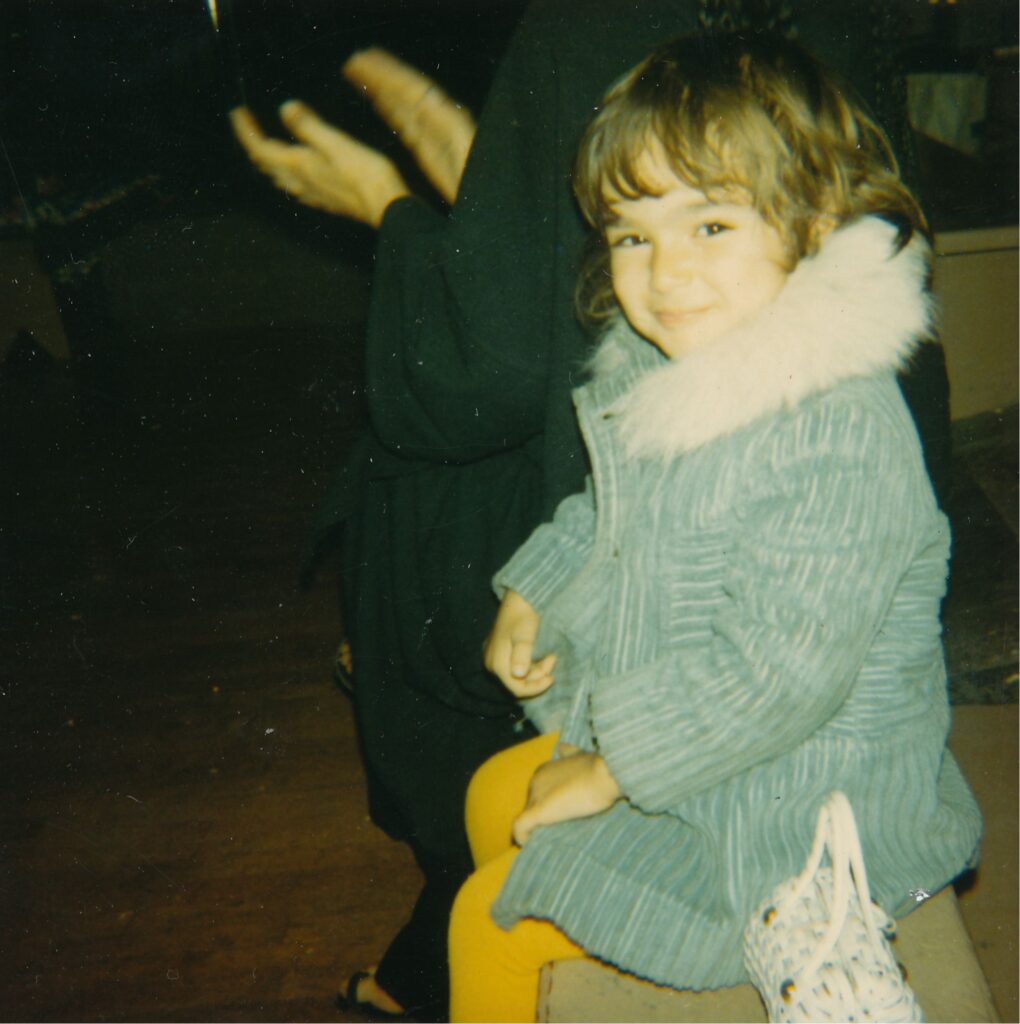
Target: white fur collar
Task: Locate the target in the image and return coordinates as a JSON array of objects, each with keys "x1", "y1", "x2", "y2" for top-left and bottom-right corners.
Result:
[{"x1": 590, "y1": 216, "x2": 934, "y2": 458}]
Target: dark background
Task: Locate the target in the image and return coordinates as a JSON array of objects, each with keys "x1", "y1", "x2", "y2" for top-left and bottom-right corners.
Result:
[{"x1": 1, "y1": 0, "x2": 1016, "y2": 241}]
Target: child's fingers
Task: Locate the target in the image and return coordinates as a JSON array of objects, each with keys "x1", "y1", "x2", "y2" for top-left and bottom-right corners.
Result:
[
  {"x1": 524, "y1": 676, "x2": 555, "y2": 697},
  {"x1": 512, "y1": 793, "x2": 560, "y2": 843},
  {"x1": 509, "y1": 636, "x2": 535, "y2": 679},
  {"x1": 486, "y1": 590, "x2": 547, "y2": 695},
  {"x1": 502, "y1": 668, "x2": 553, "y2": 700},
  {"x1": 526, "y1": 654, "x2": 557, "y2": 681},
  {"x1": 483, "y1": 633, "x2": 524, "y2": 692},
  {"x1": 503, "y1": 672, "x2": 541, "y2": 699},
  {"x1": 517, "y1": 655, "x2": 556, "y2": 695},
  {"x1": 512, "y1": 807, "x2": 539, "y2": 846},
  {"x1": 513, "y1": 665, "x2": 555, "y2": 699}
]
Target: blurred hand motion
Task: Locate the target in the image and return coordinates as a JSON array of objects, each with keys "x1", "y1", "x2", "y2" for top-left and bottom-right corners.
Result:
[
  {"x1": 344, "y1": 47, "x2": 476, "y2": 206},
  {"x1": 230, "y1": 47, "x2": 476, "y2": 226}
]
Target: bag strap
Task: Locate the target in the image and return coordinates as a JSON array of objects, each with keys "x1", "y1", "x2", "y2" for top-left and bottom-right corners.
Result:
[{"x1": 777, "y1": 791, "x2": 885, "y2": 980}]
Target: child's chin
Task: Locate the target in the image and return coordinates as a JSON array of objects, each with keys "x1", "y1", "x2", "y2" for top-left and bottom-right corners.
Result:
[{"x1": 652, "y1": 327, "x2": 719, "y2": 360}]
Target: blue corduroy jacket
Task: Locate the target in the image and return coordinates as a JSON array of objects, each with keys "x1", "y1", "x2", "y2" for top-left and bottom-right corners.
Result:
[{"x1": 491, "y1": 217, "x2": 982, "y2": 990}]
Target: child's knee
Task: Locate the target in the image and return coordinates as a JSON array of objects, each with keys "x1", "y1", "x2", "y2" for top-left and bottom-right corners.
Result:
[
  {"x1": 465, "y1": 749, "x2": 518, "y2": 865},
  {"x1": 465, "y1": 734, "x2": 558, "y2": 865},
  {"x1": 469, "y1": 734, "x2": 558, "y2": 810},
  {"x1": 466, "y1": 747, "x2": 514, "y2": 827}
]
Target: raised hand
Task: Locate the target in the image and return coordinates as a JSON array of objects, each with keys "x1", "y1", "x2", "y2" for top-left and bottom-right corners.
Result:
[
  {"x1": 229, "y1": 103, "x2": 410, "y2": 227},
  {"x1": 343, "y1": 47, "x2": 476, "y2": 205},
  {"x1": 230, "y1": 48, "x2": 475, "y2": 225}
]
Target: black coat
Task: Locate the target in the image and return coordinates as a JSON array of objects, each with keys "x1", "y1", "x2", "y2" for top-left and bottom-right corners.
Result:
[{"x1": 320, "y1": 0, "x2": 950, "y2": 867}]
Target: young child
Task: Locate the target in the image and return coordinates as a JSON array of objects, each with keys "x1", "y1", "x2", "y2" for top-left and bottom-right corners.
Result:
[{"x1": 450, "y1": 31, "x2": 983, "y2": 1023}]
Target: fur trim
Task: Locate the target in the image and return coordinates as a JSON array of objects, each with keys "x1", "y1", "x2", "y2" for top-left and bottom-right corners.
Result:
[{"x1": 600, "y1": 217, "x2": 935, "y2": 458}]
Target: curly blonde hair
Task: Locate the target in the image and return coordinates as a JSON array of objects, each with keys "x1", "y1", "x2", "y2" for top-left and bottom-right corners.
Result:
[{"x1": 574, "y1": 32, "x2": 928, "y2": 324}]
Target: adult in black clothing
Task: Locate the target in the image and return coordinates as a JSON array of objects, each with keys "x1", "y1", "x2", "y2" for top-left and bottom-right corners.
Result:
[{"x1": 233, "y1": 2, "x2": 951, "y2": 1018}]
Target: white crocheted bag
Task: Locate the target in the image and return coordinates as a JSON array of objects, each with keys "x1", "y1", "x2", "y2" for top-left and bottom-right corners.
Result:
[{"x1": 743, "y1": 791, "x2": 924, "y2": 1022}]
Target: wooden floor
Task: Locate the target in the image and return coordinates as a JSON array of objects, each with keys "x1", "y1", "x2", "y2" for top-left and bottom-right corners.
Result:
[
  {"x1": 2, "y1": 293, "x2": 1016, "y2": 1021},
  {"x1": 1, "y1": 325, "x2": 421, "y2": 1022}
]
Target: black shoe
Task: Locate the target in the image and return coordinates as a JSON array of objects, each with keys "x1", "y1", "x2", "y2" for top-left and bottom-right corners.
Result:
[{"x1": 335, "y1": 971, "x2": 408, "y2": 1022}]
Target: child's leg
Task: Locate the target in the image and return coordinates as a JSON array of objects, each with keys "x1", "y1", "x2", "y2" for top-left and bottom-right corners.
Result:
[
  {"x1": 465, "y1": 731, "x2": 559, "y2": 867},
  {"x1": 449, "y1": 846, "x2": 586, "y2": 1023}
]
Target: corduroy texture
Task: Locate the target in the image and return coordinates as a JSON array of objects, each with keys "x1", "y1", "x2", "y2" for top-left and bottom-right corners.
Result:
[{"x1": 490, "y1": 217, "x2": 982, "y2": 992}]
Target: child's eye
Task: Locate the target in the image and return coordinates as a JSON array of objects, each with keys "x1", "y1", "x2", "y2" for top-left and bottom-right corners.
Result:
[
  {"x1": 608, "y1": 232, "x2": 647, "y2": 249},
  {"x1": 697, "y1": 222, "x2": 732, "y2": 238}
]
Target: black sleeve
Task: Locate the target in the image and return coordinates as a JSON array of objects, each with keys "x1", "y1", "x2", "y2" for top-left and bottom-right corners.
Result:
[{"x1": 363, "y1": 14, "x2": 568, "y2": 464}]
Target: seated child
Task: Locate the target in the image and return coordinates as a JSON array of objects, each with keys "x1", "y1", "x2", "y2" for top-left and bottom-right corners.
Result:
[{"x1": 451, "y1": 30, "x2": 983, "y2": 1024}]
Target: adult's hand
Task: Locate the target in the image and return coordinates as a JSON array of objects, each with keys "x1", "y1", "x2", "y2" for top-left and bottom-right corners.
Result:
[
  {"x1": 484, "y1": 590, "x2": 557, "y2": 698},
  {"x1": 344, "y1": 47, "x2": 476, "y2": 205},
  {"x1": 513, "y1": 749, "x2": 622, "y2": 846},
  {"x1": 230, "y1": 103, "x2": 410, "y2": 227}
]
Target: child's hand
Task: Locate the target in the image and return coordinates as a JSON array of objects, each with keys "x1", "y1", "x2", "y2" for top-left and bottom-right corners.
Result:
[
  {"x1": 484, "y1": 590, "x2": 557, "y2": 698},
  {"x1": 512, "y1": 750, "x2": 621, "y2": 845}
]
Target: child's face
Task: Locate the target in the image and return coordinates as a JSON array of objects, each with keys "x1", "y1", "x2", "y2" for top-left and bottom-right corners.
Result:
[{"x1": 605, "y1": 152, "x2": 790, "y2": 359}]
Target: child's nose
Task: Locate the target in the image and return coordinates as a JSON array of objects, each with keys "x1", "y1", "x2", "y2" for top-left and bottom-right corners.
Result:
[{"x1": 650, "y1": 240, "x2": 694, "y2": 291}]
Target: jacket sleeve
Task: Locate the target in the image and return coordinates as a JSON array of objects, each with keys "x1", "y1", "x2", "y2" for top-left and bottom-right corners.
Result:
[
  {"x1": 590, "y1": 404, "x2": 945, "y2": 814},
  {"x1": 493, "y1": 476, "x2": 597, "y2": 608}
]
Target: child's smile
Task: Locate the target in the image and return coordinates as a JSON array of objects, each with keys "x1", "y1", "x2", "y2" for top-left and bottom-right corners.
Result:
[{"x1": 605, "y1": 153, "x2": 791, "y2": 359}]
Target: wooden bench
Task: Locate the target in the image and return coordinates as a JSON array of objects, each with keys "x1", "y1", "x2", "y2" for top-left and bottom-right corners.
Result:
[{"x1": 538, "y1": 884, "x2": 998, "y2": 1022}]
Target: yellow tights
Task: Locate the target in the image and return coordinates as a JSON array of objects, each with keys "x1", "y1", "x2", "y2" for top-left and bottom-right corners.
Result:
[{"x1": 449, "y1": 732, "x2": 588, "y2": 1023}]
